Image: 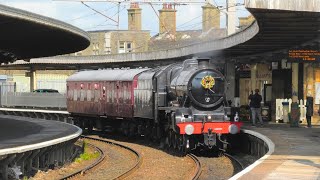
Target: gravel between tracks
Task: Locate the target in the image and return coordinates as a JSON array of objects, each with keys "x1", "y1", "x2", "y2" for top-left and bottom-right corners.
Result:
[
  {"x1": 30, "y1": 134, "x2": 242, "y2": 180},
  {"x1": 75, "y1": 138, "x2": 137, "y2": 180},
  {"x1": 197, "y1": 155, "x2": 238, "y2": 180},
  {"x1": 97, "y1": 136, "x2": 195, "y2": 180}
]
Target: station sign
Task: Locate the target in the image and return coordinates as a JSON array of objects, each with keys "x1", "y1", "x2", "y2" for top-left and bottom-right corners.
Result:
[{"x1": 288, "y1": 49, "x2": 320, "y2": 62}]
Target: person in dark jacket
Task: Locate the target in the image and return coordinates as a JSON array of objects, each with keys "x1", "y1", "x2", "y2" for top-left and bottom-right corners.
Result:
[
  {"x1": 248, "y1": 90, "x2": 253, "y2": 124},
  {"x1": 249, "y1": 89, "x2": 263, "y2": 126},
  {"x1": 306, "y1": 96, "x2": 313, "y2": 128}
]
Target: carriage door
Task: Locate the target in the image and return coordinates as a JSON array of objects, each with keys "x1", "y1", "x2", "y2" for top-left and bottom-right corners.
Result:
[
  {"x1": 101, "y1": 82, "x2": 107, "y2": 115},
  {"x1": 116, "y1": 81, "x2": 120, "y2": 116}
]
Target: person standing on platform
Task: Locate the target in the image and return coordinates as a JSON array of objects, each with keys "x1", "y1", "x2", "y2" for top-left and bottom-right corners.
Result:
[
  {"x1": 306, "y1": 95, "x2": 313, "y2": 128},
  {"x1": 248, "y1": 90, "x2": 254, "y2": 125},
  {"x1": 250, "y1": 89, "x2": 263, "y2": 126}
]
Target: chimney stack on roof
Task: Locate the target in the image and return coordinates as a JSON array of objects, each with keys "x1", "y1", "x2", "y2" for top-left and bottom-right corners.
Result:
[
  {"x1": 202, "y1": 3, "x2": 220, "y2": 33},
  {"x1": 128, "y1": 2, "x2": 142, "y2": 31},
  {"x1": 159, "y1": 3, "x2": 176, "y2": 38}
]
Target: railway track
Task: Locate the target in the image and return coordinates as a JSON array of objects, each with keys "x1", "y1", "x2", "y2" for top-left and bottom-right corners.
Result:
[
  {"x1": 187, "y1": 153, "x2": 202, "y2": 180},
  {"x1": 193, "y1": 151, "x2": 244, "y2": 180},
  {"x1": 59, "y1": 135, "x2": 142, "y2": 180},
  {"x1": 59, "y1": 141, "x2": 105, "y2": 180},
  {"x1": 224, "y1": 153, "x2": 245, "y2": 171}
]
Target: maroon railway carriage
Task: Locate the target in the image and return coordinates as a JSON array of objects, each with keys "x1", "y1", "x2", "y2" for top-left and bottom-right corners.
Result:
[{"x1": 67, "y1": 69, "x2": 148, "y2": 129}]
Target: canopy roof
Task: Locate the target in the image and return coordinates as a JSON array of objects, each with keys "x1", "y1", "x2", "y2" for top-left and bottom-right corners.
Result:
[{"x1": 0, "y1": 4, "x2": 90, "y2": 63}]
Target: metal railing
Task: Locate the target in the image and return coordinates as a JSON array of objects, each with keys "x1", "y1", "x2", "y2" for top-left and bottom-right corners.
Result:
[
  {"x1": 275, "y1": 98, "x2": 306, "y2": 123},
  {"x1": 0, "y1": 92, "x2": 67, "y2": 109}
]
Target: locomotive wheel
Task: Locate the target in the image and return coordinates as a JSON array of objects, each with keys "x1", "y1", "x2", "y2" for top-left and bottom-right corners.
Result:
[
  {"x1": 123, "y1": 122, "x2": 129, "y2": 137},
  {"x1": 177, "y1": 135, "x2": 183, "y2": 151},
  {"x1": 87, "y1": 124, "x2": 93, "y2": 133},
  {"x1": 174, "y1": 133, "x2": 180, "y2": 150},
  {"x1": 144, "y1": 122, "x2": 151, "y2": 142},
  {"x1": 165, "y1": 132, "x2": 171, "y2": 149},
  {"x1": 129, "y1": 122, "x2": 136, "y2": 137},
  {"x1": 181, "y1": 136, "x2": 190, "y2": 155},
  {"x1": 172, "y1": 132, "x2": 177, "y2": 149},
  {"x1": 164, "y1": 136, "x2": 169, "y2": 149}
]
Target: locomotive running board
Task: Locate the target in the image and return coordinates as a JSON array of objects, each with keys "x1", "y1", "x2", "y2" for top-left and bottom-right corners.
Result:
[{"x1": 158, "y1": 107, "x2": 180, "y2": 111}]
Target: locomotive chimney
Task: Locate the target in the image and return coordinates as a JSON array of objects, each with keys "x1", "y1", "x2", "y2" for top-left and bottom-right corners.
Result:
[{"x1": 198, "y1": 58, "x2": 210, "y2": 69}]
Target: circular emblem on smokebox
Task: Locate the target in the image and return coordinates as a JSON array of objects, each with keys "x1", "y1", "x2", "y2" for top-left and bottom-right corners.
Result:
[{"x1": 201, "y1": 75, "x2": 215, "y2": 89}]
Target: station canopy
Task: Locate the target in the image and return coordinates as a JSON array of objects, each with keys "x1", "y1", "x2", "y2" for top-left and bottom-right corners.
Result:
[{"x1": 0, "y1": 4, "x2": 90, "y2": 63}]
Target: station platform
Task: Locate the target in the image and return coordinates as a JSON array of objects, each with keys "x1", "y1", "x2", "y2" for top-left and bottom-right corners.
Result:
[
  {"x1": 238, "y1": 123, "x2": 320, "y2": 180},
  {"x1": 0, "y1": 115, "x2": 81, "y2": 153}
]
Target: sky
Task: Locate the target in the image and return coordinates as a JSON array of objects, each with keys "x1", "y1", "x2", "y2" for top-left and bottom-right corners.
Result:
[{"x1": 0, "y1": 0, "x2": 250, "y2": 35}]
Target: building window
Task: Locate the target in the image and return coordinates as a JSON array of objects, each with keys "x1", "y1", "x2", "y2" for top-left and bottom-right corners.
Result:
[
  {"x1": 92, "y1": 42, "x2": 100, "y2": 55},
  {"x1": 105, "y1": 47, "x2": 111, "y2": 54},
  {"x1": 119, "y1": 41, "x2": 125, "y2": 53},
  {"x1": 118, "y1": 41, "x2": 133, "y2": 53},
  {"x1": 127, "y1": 42, "x2": 132, "y2": 52}
]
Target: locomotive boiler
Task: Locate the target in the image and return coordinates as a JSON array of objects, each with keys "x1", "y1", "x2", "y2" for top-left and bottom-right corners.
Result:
[{"x1": 66, "y1": 58, "x2": 242, "y2": 153}]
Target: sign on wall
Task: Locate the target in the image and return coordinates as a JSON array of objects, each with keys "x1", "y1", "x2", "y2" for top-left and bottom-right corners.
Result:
[
  {"x1": 315, "y1": 82, "x2": 320, "y2": 104},
  {"x1": 289, "y1": 49, "x2": 320, "y2": 61}
]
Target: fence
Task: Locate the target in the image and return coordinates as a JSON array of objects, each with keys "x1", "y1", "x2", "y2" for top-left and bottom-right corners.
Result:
[
  {"x1": 0, "y1": 92, "x2": 67, "y2": 109},
  {"x1": 275, "y1": 98, "x2": 306, "y2": 122},
  {"x1": 0, "y1": 82, "x2": 16, "y2": 94}
]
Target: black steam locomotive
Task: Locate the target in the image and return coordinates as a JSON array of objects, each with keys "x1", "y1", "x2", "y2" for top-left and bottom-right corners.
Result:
[{"x1": 67, "y1": 58, "x2": 242, "y2": 153}]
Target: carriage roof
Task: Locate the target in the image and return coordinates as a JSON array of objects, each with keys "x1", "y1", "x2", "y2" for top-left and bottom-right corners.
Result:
[{"x1": 67, "y1": 69, "x2": 148, "y2": 82}]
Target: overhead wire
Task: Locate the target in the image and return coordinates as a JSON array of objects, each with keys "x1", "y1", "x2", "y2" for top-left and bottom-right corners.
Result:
[
  {"x1": 81, "y1": 1, "x2": 118, "y2": 23},
  {"x1": 176, "y1": 3, "x2": 245, "y2": 31},
  {"x1": 85, "y1": 5, "x2": 126, "y2": 30},
  {"x1": 65, "y1": 4, "x2": 119, "y2": 22},
  {"x1": 79, "y1": 1, "x2": 246, "y2": 53}
]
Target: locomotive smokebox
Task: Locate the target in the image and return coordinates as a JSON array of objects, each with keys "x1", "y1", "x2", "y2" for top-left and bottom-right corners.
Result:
[{"x1": 198, "y1": 58, "x2": 210, "y2": 69}]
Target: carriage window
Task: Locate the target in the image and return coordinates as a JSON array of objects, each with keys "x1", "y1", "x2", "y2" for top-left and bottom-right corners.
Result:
[
  {"x1": 67, "y1": 85, "x2": 73, "y2": 100},
  {"x1": 73, "y1": 89, "x2": 78, "y2": 101},
  {"x1": 94, "y1": 88, "x2": 100, "y2": 102},
  {"x1": 77, "y1": 89, "x2": 81, "y2": 101},
  {"x1": 80, "y1": 84, "x2": 85, "y2": 101},
  {"x1": 118, "y1": 83, "x2": 123, "y2": 103},
  {"x1": 123, "y1": 83, "x2": 127, "y2": 100},
  {"x1": 91, "y1": 86, "x2": 95, "y2": 102},
  {"x1": 87, "y1": 89, "x2": 91, "y2": 101},
  {"x1": 111, "y1": 83, "x2": 114, "y2": 103},
  {"x1": 107, "y1": 83, "x2": 110, "y2": 103},
  {"x1": 73, "y1": 83, "x2": 77, "y2": 101},
  {"x1": 87, "y1": 83, "x2": 91, "y2": 101}
]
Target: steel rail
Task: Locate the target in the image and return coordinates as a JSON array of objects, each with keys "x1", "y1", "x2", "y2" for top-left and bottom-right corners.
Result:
[
  {"x1": 59, "y1": 140, "x2": 105, "y2": 180},
  {"x1": 187, "y1": 153, "x2": 202, "y2": 180},
  {"x1": 224, "y1": 153, "x2": 245, "y2": 170},
  {"x1": 60, "y1": 135, "x2": 142, "y2": 179},
  {"x1": 81, "y1": 135, "x2": 142, "y2": 180}
]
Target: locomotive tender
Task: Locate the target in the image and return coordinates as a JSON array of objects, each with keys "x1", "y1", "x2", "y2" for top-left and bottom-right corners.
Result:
[{"x1": 67, "y1": 58, "x2": 242, "y2": 153}]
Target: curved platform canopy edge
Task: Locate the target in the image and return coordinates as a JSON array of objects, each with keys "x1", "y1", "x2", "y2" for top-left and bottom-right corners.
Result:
[{"x1": 0, "y1": 4, "x2": 90, "y2": 63}]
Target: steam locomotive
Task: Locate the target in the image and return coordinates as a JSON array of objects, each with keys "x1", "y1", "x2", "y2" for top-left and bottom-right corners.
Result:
[{"x1": 66, "y1": 58, "x2": 242, "y2": 153}]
